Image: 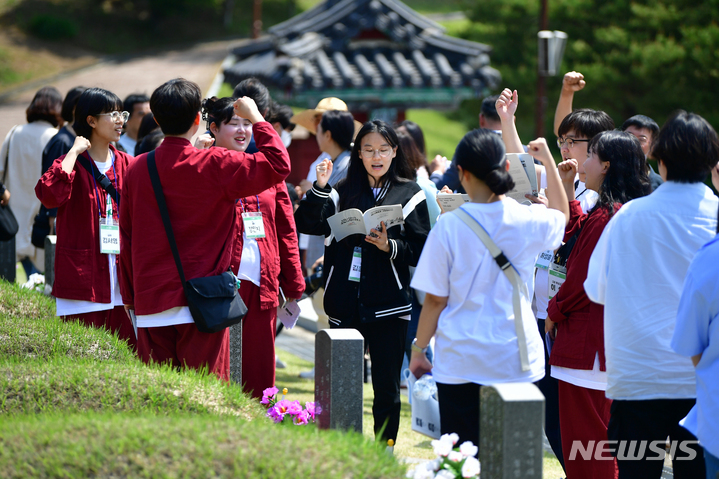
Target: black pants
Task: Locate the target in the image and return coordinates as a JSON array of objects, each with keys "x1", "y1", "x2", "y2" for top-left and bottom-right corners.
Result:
[
  {"x1": 608, "y1": 399, "x2": 705, "y2": 479},
  {"x1": 334, "y1": 316, "x2": 407, "y2": 443},
  {"x1": 536, "y1": 318, "x2": 565, "y2": 472},
  {"x1": 436, "y1": 382, "x2": 480, "y2": 448}
]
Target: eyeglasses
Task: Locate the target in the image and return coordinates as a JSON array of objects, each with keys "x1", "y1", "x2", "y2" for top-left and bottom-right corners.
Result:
[
  {"x1": 631, "y1": 134, "x2": 650, "y2": 145},
  {"x1": 360, "y1": 147, "x2": 393, "y2": 159},
  {"x1": 557, "y1": 137, "x2": 590, "y2": 149},
  {"x1": 97, "y1": 111, "x2": 130, "y2": 123}
]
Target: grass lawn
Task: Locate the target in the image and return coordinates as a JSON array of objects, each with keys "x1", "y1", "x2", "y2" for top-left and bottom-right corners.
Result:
[
  {"x1": 0, "y1": 282, "x2": 408, "y2": 478},
  {"x1": 406, "y1": 109, "x2": 468, "y2": 160}
]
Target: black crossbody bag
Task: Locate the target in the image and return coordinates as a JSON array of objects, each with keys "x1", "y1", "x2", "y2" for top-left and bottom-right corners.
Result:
[{"x1": 147, "y1": 151, "x2": 247, "y2": 333}]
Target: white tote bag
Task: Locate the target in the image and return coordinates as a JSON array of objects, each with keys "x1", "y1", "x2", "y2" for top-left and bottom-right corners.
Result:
[{"x1": 404, "y1": 369, "x2": 441, "y2": 439}]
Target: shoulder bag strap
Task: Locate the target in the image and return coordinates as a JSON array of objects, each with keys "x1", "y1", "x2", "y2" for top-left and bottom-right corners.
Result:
[
  {"x1": 76, "y1": 154, "x2": 119, "y2": 206},
  {"x1": 452, "y1": 208, "x2": 530, "y2": 372},
  {"x1": 3, "y1": 126, "x2": 18, "y2": 185},
  {"x1": 146, "y1": 151, "x2": 187, "y2": 286}
]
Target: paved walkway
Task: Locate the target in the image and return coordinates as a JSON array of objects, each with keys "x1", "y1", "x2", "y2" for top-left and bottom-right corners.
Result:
[{"x1": 0, "y1": 40, "x2": 238, "y2": 141}]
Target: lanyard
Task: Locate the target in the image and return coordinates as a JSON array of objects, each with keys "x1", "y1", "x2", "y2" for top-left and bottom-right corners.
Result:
[
  {"x1": 86, "y1": 152, "x2": 118, "y2": 218},
  {"x1": 239, "y1": 195, "x2": 260, "y2": 214}
]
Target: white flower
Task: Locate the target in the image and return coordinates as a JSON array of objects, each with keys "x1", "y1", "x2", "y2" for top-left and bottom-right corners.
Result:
[
  {"x1": 447, "y1": 451, "x2": 463, "y2": 462},
  {"x1": 435, "y1": 470, "x2": 456, "y2": 479},
  {"x1": 461, "y1": 456, "x2": 481, "y2": 478},
  {"x1": 429, "y1": 459, "x2": 442, "y2": 471},
  {"x1": 411, "y1": 464, "x2": 436, "y2": 479},
  {"x1": 440, "y1": 433, "x2": 460, "y2": 445},
  {"x1": 431, "y1": 438, "x2": 453, "y2": 456},
  {"x1": 459, "y1": 441, "x2": 478, "y2": 457}
]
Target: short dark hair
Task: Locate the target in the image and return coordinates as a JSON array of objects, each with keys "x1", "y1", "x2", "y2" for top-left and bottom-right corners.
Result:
[
  {"x1": 73, "y1": 88, "x2": 123, "y2": 139},
  {"x1": 233, "y1": 78, "x2": 271, "y2": 119},
  {"x1": 588, "y1": 130, "x2": 651, "y2": 216},
  {"x1": 621, "y1": 115, "x2": 660, "y2": 136},
  {"x1": 26, "y1": 86, "x2": 63, "y2": 127},
  {"x1": 320, "y1": 110, "x2": 355, "y2": 151},
  {"x1": 651, "y1": 110, "x2": 719, "y2": 183},
  {"x1": 60, "y1": 86, "x2": 87, "y2": 123},
  {"x1": 454, "y1": 128, "x2": 513, "y2": 195},
  {"x1": 123, "y1": 93, "x2": 150, "y2": 119},
  {"x1": 135, "y1": 129, "x2": 165, "y2": 156},
  {"x1": 480, "y1": 95, "x2": 500, "y2": 124},
  {"x1": 201, "y1": 97, "x2": 235, "y2": 137},
  {"x1": 150, "y1": 78, "x2": 202, "y2": 136},
  {"x1": 558, "y1": 109, "x2": 615, "y2": 140},
  {"x1": 267, "y1": 102, "x2": 295, "y2": 131},
  {"x1": 398, "y1": 120, "x2": 426, "y2": 156}
]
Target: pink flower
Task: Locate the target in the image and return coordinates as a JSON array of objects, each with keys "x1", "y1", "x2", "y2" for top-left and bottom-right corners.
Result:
[
  {"x1": 305, "y1": 402, "x2": 316, "y2": 420},
  {"x1": 447, "y1": 451, "x2": 463, "y2": 462},
  {"x1": 293, "y1": 409, "x2": 310, "y2": 425},
  {"x1": 266, "y1": 405, "x2": 285, "y2": 423},
  {"x1": 261, "y1": 387, "x2": 279, "y2": 405},
  {"x1": 285, "y1": 400, "x2": 303, "y2": 417}
]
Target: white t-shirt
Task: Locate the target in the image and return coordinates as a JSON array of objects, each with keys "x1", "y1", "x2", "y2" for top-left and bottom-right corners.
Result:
[
  {"x1": 237, "y1": 231, "x2": 261, "y2": 287},
  {"x1": 56, "y1": 156, "x2": 124, "y2": 316},
  {"x1": 411, "y1": 199, "x2": 565, "y2": 385},
  {"x1": 671, "y1": 235, "x2": 719, "y2": 458},
  {"x1": 585, "y1": 181, "x2": 718, "y2": 400}
]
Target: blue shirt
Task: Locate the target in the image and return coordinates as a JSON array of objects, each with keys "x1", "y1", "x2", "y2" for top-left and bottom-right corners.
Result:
[{"x1": 672, "y1": 234, "x2": 719, "y2": 457}]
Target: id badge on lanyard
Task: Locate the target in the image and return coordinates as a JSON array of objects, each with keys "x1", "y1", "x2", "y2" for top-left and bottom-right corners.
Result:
[
  {"x1": 535, "y1": 249, "x2": 553, "y2": 270},
  {"x1": 547, "y1": 261, "x2": 566, "y2": 300},
  {"x1": 241, "y1": 196, "x2": 265, "y2": 239},
  {"x1": 100, "y1": 193, "x2": 120, "y2": 255},
  {"x1": 348, "y1": 247, "x2": 361, "y2": 282}
]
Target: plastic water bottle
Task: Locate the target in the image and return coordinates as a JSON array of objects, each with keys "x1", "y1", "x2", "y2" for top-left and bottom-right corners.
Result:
[{"x1": 413, "y1": 373, "x2": 437, "y2": 401}]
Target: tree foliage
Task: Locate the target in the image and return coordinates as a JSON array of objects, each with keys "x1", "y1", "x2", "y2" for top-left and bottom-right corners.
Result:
[{"x1": 458, "y1": 0, "x2": 719, "y2": 140}]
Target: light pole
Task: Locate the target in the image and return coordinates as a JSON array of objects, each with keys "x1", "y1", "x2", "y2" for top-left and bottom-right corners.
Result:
[{"x1": 535, "y1": 6, "x2": 567, "y2": 137}]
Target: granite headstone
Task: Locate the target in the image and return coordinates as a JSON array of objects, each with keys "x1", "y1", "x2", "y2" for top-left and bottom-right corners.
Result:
[
  {"x1": 480, "y1": 382, "x2": 544, "y2": 479},
  {"x1": 229, "y1": 321, "x2": 242, "y2": 385},
  {"x1": 315, "y1": 329, "x2": 364, "y2": 432},
  {"x1": 44, "y1": 235, "x2": 56, "y2": 290}
]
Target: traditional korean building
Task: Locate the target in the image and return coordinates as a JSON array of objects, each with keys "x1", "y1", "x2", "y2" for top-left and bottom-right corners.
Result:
[{"x1": 223, "y1": 0, "x2": 500, "y2": 183}]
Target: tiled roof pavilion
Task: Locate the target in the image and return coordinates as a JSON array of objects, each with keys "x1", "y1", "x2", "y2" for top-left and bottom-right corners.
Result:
[{"x1": 223, "y1": 0, "x2": 500, "y2": 110}]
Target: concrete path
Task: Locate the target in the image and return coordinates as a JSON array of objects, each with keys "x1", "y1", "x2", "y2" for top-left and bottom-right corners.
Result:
[{"x1": 0, "y1": 40, "x2": 237, "y2": 141}]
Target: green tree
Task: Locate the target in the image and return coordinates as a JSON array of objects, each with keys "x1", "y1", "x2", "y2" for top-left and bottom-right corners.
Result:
[{"x1": 458, "y1": 0, "x2": 719, "y2": 141}]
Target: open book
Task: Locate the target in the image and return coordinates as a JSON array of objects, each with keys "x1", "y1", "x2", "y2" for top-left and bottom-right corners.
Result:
[
  {"x1": 506, "y1": 153, "x2": 539, "y2": 205},
  {"x1": 436, "y1": 193, "x2": 470, "y2": 212},
  {"x1": 327, "y1": 204, "x2": 404, "y2": 242}
]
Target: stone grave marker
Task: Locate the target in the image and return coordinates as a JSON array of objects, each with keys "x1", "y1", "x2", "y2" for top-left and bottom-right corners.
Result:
[
  {"x1": 44, "y1": 235, "x2": 56, "y2": 289},
  {"x1": 229, "y1": 321, "x2": 242, "y2": 386},
  {"x1": 480, "y1": 382, "x2": 544, "y2": 479},
  {"x1": 315, "y1": 329, "x2": 364, "y2": 432},
  {"x1": 0, "y1": 237, "x2": 15, "y2": 282}
]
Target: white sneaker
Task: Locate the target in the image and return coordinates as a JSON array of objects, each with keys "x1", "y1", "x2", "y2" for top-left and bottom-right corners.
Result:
[
  {"x1": 275, "y1": 355, "x2": 287, "y2": 369},
  {"x1": 299, "y1": 368, "x2": 315, "y2": 379}
]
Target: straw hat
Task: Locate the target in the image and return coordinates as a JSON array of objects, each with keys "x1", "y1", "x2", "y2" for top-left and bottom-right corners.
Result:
[{"x1": 291, "y1": 97, "x2": 362, "y2": 136}]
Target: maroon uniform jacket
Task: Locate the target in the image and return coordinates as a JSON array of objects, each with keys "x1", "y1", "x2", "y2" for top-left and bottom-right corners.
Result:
[
  {"x1": 119, "y1": 122, "x2": 290, "y2": 316},
  {"x1": 35, "y1": 145, "x2": 132, "y2": 303},
  {"x1": 547, "y1": 199, "x2": 621, "y2": 371},
  {"x1": 231, "y1": 183, "x2": 305, "y2": 310}
]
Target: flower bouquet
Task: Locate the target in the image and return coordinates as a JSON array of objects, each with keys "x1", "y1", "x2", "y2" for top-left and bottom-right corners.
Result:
[
  {"x1": 406, "y1": 433, "x2": 481, "y2": 479},
  {"x1": 261, "y1": 387, "x2": 317, "y2": 425}
]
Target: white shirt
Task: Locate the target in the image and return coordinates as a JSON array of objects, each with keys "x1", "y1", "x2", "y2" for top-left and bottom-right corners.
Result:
[
  {"x1": 117, "y1": 134, "x2": 136, "y2": 156},
  {"x1": 55, "y1": 156, "x2": 124, "y2": 316},
  {"x1": 585, "y1": 181, "x2": 719, "y2": 400},
  {"x1": 411, "y1": 199, "x2": 565, "y2": 385},
  {"x1": 672, "y1": 235, "x2": 719, "y2": 458}
]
